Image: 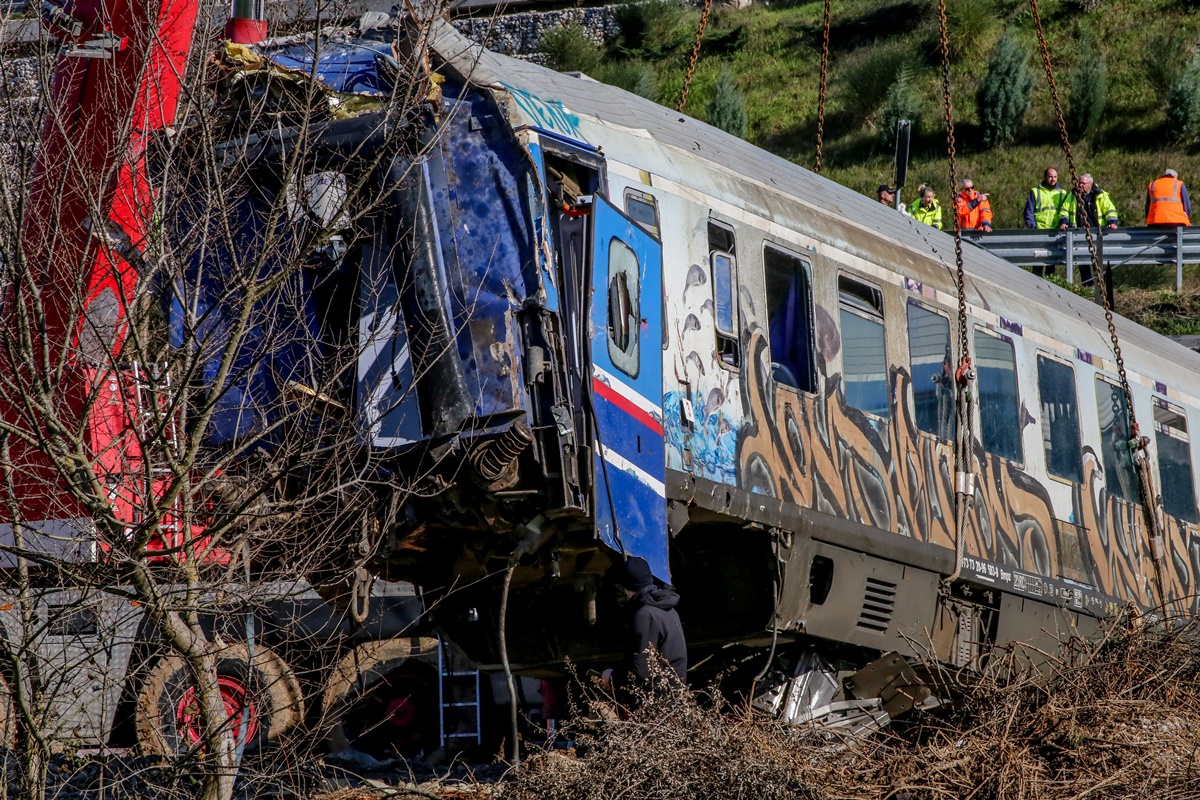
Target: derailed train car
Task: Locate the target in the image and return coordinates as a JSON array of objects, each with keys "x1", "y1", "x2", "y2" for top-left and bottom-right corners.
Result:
[{"x1": 195, "y1": 16, "x2": 1200, "y2": 718}]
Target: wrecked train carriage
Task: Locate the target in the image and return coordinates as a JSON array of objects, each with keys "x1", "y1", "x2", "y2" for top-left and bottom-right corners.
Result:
[{"x1": 196, "y1": 21, "x2": 1200, "y2": 684}]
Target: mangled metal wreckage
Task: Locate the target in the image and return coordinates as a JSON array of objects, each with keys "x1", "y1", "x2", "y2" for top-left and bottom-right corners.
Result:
[{"x1": 193, "y1": 13, "x2": 1192, "y2": 728}]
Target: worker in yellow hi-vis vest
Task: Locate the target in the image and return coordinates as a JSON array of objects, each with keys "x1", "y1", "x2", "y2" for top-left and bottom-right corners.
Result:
[{"x1": 1026, "y1": 167, "x2": 1071, "y2": 277}]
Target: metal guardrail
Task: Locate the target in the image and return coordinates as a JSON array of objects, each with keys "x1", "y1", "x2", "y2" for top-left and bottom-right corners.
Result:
[{"x1": 961, "y1": 227, "x2": 1200, "y2": 291}]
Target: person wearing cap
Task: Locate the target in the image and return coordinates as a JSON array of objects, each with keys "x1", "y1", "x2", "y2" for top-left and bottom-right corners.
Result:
[
  {"x1": 877, "y1": 185, "x2": 910, "y2": 216},
  {"x1": 1145, "y1": 168, "x2": 1191, "y2": 226},
  {"x1": 611, "y1": 556, "x2": 687, "y2": 692}
]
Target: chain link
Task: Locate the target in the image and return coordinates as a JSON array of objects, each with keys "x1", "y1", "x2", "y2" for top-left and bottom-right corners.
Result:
[
  {"x1": 814, "y1": 0, "x2": 831, "y2": 174},
  {"x1": 678, "y1": 0, "x2": 715, "y2": 113},
  {"x1": 1028, "y1": 0, "x2": 1167, "y2": 606},
  {"x1": 936, "y1": 0, "x2": 975, "y2": 585}
]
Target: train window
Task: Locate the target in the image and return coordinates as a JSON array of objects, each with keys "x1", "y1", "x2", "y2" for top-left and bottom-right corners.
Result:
[
  {"x1": 1154, "y1": 399, "x2": 1197, "y2": 522},
  {"x1": 839, "y1": 275, "x2": 888, "y2": 418},
  {"x1": 624, "y1": 189, "x2": 659, "y2": 238},
  {"x1": 1095, "y1": 377, "x2": 1138, "y2": 503},
  {"x1": 764, "y1": 244, "x2": 816, "y2": 393},
  {"x1": 607, "y1": 237, "x2": 640, "y2": 376},
  {"x1": 907, "y1": 303, "x2": 954, "y2": 440},
  {"x1": 1037, "y1": 356, "x2": 1083, "y2": 483},
  {"x1": 709, "y1": 220, "x2": 739, "y2": 367},
  {"x1": 975, "y1": 331, "x2": 1022, "y2": 462}
]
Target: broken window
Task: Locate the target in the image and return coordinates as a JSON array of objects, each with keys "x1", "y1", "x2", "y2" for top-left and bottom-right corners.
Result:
[
  {"x1": 975, "y1": 331, "x2": 1022, "y2": 463},
  {"x1": 1155, "y1": 398, "x2": 1197, "y2": 522},
  {"x1": 624, "y1": 189, "x2": 659, "y2": 238},
  {"x1": 764, "y1": 244, "x2": 815, "y2": 393},
  {"x1": 1095, "y1": 377, "x2": 1138, "y2": 503},
  {"x1": 709, "y1": 220, "x2": 739, "y2": 368},
  {"x1": 607, "y1": 237, "x2": 640, "y2": 376},
  {"x1": 839, "y1": 275, "x2": 888, "y2": 418},
  {"x1": 907, "y1": 302, "x2": 954, "y2": 440},
  {"x1": 1037, "y1": 355, "x2": 1082, "y2": 483}
]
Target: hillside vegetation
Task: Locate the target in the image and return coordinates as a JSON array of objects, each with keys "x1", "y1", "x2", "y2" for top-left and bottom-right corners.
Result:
[{"x1": 544, "y1": 0, "x2": 1200, "y2": 332}]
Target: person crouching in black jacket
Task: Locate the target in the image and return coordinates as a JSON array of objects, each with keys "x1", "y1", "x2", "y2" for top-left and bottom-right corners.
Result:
[{"x1": 607, "y1": 556, "x2": 688, "y2": 698}]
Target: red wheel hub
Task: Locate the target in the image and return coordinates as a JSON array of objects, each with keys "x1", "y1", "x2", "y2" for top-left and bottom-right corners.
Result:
[{"x1": 176, "y1": 675, "x2": 258, "y2": 746}]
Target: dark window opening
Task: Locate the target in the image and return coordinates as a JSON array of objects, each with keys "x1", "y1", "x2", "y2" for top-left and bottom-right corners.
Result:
[
  {"x1": 624, "y1": 189, "x2": 659, "y2": 238},
  {"x1": 607, "y1": 237, "x2": 640, "y2": 376},
  {"x1": 907, "y1": 302, "x2": 954, "y2": 440},
  {"x1": 1155, "y1": 398, "x2": 1197, "y2": 522},
  {"x1": 764, "y1": 245, "x2": 816, "y2": 393},
  {"x1": 839, "y1": 275, "x2": 888, "y2": 418},
  {"x1": 1037, "y1": 355, "x2": 1083, "y2": 483},
  {"x1": 809, "y1": 555, "x2": 834, "y2": 605},
  {"x1": 1095, "y1": 377, "x2": 1138, "y2": 503},
  {"x1": 975, "y1": 331, "x2": 1022, "y2": 462},
  {"x1": 709, "y1": 220, "x2": 740, "y2": 368}
]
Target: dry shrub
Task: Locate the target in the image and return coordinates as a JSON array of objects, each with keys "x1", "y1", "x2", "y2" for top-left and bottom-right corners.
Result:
[{"x1": 502, "y1": 622, "x2": 1200, "y2": 800}]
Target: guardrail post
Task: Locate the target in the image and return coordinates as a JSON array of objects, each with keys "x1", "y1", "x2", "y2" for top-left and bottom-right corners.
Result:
[
  {"x1": 1065, "y1": 230, "x2": 1074, "y2": 284},
  {"x1": 1177, "y1": 226, "x2": 1185, "y2": 292}
]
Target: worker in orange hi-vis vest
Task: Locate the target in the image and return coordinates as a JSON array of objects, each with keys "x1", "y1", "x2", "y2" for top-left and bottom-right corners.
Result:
[
  {"x1": 955, "y1": 179, "x2": 993, "y2": 232},
  {"x1": 1145, "y1": 168, "x2": 1192, "y2": 227}
]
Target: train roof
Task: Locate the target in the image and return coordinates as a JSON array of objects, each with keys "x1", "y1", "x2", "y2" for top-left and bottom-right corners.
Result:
[{"x1": 427, "y1": 20, "x2": 1200, "y2": 395}]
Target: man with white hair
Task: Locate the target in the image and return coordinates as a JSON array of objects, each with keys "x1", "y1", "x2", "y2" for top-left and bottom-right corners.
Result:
[
  {"x1": 1066, "y1": 173, "x2": 1119, "y2": 285},
  {"x1": 1145, "y1": 168, "x2": 1191, "y2": 226}
]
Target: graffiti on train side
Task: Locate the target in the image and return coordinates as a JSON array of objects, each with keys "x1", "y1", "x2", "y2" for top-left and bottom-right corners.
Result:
[{"x1": 664, "y1": 260, "x2": 1199, "y2": 613}]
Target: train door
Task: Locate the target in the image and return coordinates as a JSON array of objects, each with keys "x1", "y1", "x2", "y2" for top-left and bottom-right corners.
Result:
[{"x1": 588, "y1": 195, "x2": 669, "y2": 580}]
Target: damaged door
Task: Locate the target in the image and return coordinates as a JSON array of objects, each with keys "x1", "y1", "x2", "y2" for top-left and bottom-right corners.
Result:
[{"x1": 588, "y1": 195, "x2": 668, "y2": 580}]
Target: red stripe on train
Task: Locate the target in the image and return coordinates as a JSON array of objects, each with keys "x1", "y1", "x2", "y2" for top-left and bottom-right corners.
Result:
[{"x1": 592, "y1": 378, "x2": 664, "y2": 436}]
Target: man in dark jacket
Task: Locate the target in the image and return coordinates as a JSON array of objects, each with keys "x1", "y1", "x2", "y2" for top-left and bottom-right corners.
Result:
[{"x1": 616, "y1": 556, "x2": 687, "y2": 690}]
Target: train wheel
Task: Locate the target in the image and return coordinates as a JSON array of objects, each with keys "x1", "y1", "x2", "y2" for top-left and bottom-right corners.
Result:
[
  {"x1": 136, "y1": 643, "x2": 303, "y2": 757},
  {"x1": 321, "y1": 637, "x2": 440, "y2": 759}
]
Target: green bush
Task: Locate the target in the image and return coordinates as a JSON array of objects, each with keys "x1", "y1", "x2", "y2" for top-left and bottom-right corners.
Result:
[
  {"x1": 943, "y1": 0, "x2": 1002, "y2": 63},
  {"x1": 881, "y1": 66, "x2": 922, "y2": 146},
  {"x1": 1167, "y1": 50, "x2": 1200, "y2": 142},
  {"x1": 977, "y1": 30, "x2": 1034, "y2": 148},
  {"x1": 538, "y1": 22, "x2": 603, "y2": 74},
  {"x1": 598, "y1": 60, "x2": 659, "y2": 101},
  {"x1": 1067, "y1": 33, "x2": 1107, "y2": 139},
  {"x1": 706, "y1": 69, "x2": 748, "y2": 137},
  {"x1": 614, "y1": 0, "x2": 688, "y2": 56},
  {"x1": 837, "y1": 40, "x2": 910, "y2": 123},
  {"x1": 1143, "y1": 29, "x2": 1189, "y2": 100}
]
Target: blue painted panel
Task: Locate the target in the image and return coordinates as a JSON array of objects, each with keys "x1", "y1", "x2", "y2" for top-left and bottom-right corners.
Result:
[{"x1": 589, "y1": 195, "x2": 669, "y2": 582}]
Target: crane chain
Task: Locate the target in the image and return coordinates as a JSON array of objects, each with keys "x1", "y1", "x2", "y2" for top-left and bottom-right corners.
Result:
[
  {"x1": 936, "y1": 0, "x2": 975, "y2": 587},
  {"x1": 1027, "y1": 0, "x2": 1167, "y2": 607},
  {"x1": 814, "y1": 0, "x2": 831, "y2": 174},
  {"x1": 678, "y1": 0, "x2": 715, "y2": 113}
]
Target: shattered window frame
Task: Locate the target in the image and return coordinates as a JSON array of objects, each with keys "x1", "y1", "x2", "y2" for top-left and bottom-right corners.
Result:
[
  {"x1": 763, "y1": 243, "x2": 816, "y2": 394},
  {"x1": 607, "y1": 236, "x2": 641, "y2": 377}
]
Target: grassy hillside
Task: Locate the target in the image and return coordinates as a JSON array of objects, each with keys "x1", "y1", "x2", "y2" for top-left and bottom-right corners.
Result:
[{"x1": 546, "y1": 0, "x2": 1200, "y2": 333}]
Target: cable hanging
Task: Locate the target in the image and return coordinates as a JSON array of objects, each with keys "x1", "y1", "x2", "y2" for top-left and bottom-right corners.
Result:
[
  {"x1": 814, "y1": 0, "x2": 831, "y2": 173},
  {"x1": 678, "y1": 0, "x2": 715, "y2": 113},
  {"x1": 1026, "y1": 0, "x2": 1169, "y2": 612},
  {"x1": 934, "y1": 0, "x2": 975, "y2": 589}
]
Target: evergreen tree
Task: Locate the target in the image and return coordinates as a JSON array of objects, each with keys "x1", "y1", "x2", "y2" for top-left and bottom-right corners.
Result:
[
  {"x1": 1167, "y1": 50, "x2": 1200, "y2": 142},
  {"x1": 706, "y1": 69, "x2": 748, "y2": 138},
  {"x1": 1067, "y1": 33, "x2": 1108, "y2": 139},
  {"x1": 976, "y1": 31, "x2": 1035, "y2": 148},
  {"x1": 881, "y1": 66, "x2": 921, "y2": 147},
  {"x1": 538, "y1": 22, "x2": 603, "y2": 74}
]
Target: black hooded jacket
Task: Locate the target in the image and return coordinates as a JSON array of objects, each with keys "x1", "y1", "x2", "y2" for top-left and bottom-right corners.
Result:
[{"x1": 626, "y1": 586, "x2": 687, "y2": 686}]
